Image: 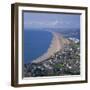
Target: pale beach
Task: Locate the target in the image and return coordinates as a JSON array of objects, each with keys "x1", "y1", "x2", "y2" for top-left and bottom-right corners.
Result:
[{"x1": 32, "y1": 31, "x2": 68, "y2": 63}]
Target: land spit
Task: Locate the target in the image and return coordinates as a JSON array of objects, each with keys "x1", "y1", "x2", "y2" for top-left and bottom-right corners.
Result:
[
  {"x1": 24, "y1": 32, "x2": 80, "y2": 77},
  {"x1": 32, "y1": 31, "x2": 70, "y2": 63}
]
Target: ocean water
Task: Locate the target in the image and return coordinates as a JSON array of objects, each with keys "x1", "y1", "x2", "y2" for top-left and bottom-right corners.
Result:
[
  {"x1": 23, "y1": 28, "x2": 80, "y2": 64},
  {"x1": 23, "y1": 30, "x2": 53, "y2": 64}
]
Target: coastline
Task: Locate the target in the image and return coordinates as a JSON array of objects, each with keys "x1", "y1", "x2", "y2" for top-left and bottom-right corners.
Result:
[
  {"x1": 32, "y1": 31, "x2": 64, "y2": 63},
  {"x1": 24, "y1": 31, "x2": 80, "y2": 77}
]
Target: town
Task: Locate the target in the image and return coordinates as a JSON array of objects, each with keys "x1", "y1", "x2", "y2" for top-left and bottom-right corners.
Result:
[{"x1": 24, "y1": 38, "x2": 80, "y2": 77}]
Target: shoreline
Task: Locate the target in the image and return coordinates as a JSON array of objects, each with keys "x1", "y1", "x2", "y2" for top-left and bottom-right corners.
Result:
[{"x1": 32, "y1": 31, "x2": 63, "y2": 63}]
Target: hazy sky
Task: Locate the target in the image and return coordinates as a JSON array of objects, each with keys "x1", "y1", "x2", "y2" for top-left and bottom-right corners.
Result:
[{"x1": 23, "y1": 11, "x2": 80, "y2": 29}]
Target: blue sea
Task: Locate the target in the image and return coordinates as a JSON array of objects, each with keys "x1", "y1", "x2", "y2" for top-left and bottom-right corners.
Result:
[
  {"x1": 23, "y1": 28, "x2": 80, "y2": 64},
  {"x1": 23, "y1": 30, "x2": 53, "y2": 64}
]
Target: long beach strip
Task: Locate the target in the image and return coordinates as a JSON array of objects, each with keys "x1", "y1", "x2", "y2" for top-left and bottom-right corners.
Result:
[{"x1": 32, "y1": 31, "x2": 63, "y2": 63}]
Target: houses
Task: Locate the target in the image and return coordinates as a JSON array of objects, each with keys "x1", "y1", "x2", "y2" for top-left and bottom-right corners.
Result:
[
  {"x1": 24, "y1": 41, "x2": 80, "y2": 77},
  {"x1": 68, "y1": 37, "x2": 79, "y2": 43}
]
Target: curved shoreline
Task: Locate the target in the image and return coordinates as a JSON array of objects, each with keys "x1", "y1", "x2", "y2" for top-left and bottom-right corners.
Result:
[{"x1": 32, "y1": 31, "x2": 63, "y2": 63}]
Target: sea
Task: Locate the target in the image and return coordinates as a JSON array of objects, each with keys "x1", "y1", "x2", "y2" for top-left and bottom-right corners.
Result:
[
  {"x1": 24, "y1": 29, "x2": 53, "y2": 64},
  {"x1": 23, "y1": 28, "x2": 80, "y2": 64}
]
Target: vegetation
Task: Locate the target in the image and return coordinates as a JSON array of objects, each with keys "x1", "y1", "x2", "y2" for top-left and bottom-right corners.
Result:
[{"x1": 24, "y1": 40, "x2": 80, "y2": 77}]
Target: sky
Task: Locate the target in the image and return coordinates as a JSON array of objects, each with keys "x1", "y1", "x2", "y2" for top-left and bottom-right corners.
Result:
[{"x1": 23, "y1": 11, "x2": 80, "y2": 29}]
